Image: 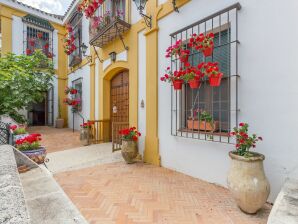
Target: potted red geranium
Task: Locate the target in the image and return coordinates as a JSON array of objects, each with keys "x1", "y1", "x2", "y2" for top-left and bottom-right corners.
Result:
[
  {"x1": 199, "y1": 62, "x2": 223, "y2": 87},
  {"x1": 182, "y1": 66, "x2": 203, "y2": 89},
  {"x1": 119, "y1": 127, "x2": 142, "y2": 164},
  {"x1": 160, "y1": 67, "x2": 185, "y2": 90},
  {"x1": 228, "y1": 123, "x2": 270, "y2": 214},
  {"x1": 189, "y1": 32, "x2": 215, "y2": 57},
  {"x1": 165, "y1": 40, "x2": 190, "y2": 66},
  {"x1": 15, "y1": 133, "x2": 46, "y2": 164}
]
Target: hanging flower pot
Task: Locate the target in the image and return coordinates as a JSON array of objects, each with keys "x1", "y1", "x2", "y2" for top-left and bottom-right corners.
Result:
[
  {"x1": 209, "y1": 73, "x2": 223, "y2": 87},
  {"x1": 203, "y1": 46, "x2": 214, "y2": 57},
  {"x1": 172, "y1": 79, "x2": 184, "y2": 90},
  {"x1": 188, "y1": 79, "x2": 201, "y2": 89}
]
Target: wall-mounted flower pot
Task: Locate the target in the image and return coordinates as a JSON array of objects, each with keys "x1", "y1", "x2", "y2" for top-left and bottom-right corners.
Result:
[
  {"x1": 227, "y1": 152, "x2": 270, "y2": 214},
  {"x1": 187, "y1": 120, "x2": 219, "y2": 132},
  {"x1": 172, "y1": 80, "x2": 184, "y2": 90},
  {"x1": 188, "y1": 79, "x2": 201, "y2": 89},
  {"x1": 209, "y1": 73, "x2": 223, "y2": 87},
  {"x1": 203, "y1": 46, "x2": 214, "y2": 57}
]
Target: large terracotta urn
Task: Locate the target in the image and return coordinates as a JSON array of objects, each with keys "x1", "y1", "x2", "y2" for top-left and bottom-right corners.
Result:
[
  {"x1": 227, "y1": 151, "x2": 270, "y2": 214},
  {"x1": 121, "y1": 140, "x2": 140, "y2": 164},
  {"x1": 80, "y1": 128, "x2": 90, "y2": 146}
]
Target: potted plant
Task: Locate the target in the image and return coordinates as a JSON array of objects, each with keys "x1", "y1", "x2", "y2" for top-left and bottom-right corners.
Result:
[
  {"x1": 160, "y1": 67, "x2": 185, "y2": 90},
  {"x1": 56, "y1": 98, "x2": 64, "y2": 128},
  {"x1": 165, "y1": 40, "x2": 190, "y2": 66},
  {"x1": 10, "y1": 125, "x2": 29, "y2": 143},
  {"x1": 80, "y1": 121, "x2": 94, "y2": 146},
  {"x1": 188, "y1": 32, "x2": 215, "y2": 57},
  {"x1": 200, "y1": 62, "x2": 223, "y2": 87},
  {"x1": 187, "y1": 110, "x2": 219, "y2": 132},
  {"x1": 182, "y1": 66, "x2": 203, "y2": 89},
  {"x1": 15, "y1": 133, "x2": 47, "y2": 164},
  {"x1": 119, "y1": 127, "x2": 142, "y2": 164},
  {"x1": 228, "y1": 123, "x2": 270, "y2": 214}
]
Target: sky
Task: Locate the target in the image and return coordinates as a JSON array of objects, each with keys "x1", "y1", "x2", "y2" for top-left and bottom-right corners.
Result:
[{"x1": 18, "y1": 0, "x2": 74, "y2": 15}]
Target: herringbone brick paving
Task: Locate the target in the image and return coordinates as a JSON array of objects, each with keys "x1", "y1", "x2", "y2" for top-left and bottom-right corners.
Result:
[{"x1": 55, "y1": 162, "x2": 271, "y2": 224}]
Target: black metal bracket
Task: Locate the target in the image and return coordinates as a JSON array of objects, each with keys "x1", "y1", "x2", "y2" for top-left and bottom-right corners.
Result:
[
  {"x1": 172, "y1": 0, "x2": 179, "y2": 12},
  {"x1": 92, "y1": 46, "x2": 104, "y2": 63},
  {"x1": 115, "y1": 23, "x2": 129, "y2": 51},
  {"x1": 140, "y1": 13, "x2": 152, "y2": 29}
]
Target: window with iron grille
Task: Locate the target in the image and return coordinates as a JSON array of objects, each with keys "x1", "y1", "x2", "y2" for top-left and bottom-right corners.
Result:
[
  {"x1": 72, "y1": 78, "x2": 83, "y2": 112},
  {"x1": 25, "y1": 26, "x2": 53, "y2": 58},
  {"x1": 69, "y1": 12, "x2": 83, "y2": 67},
  {"x1": 170, "y1": 3, "x2": 241, "y2": 143}
]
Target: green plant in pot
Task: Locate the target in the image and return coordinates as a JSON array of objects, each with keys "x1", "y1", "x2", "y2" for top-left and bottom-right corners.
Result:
[
  {"x1": 187, "y1": 109, "x2": 219, "y2": 132},
  {"x1": 228, "y1": 123, "x2": 270, "y2": 214},
  {"x1": 56, "y1": 98, "x2": 64, "y2": 128}
]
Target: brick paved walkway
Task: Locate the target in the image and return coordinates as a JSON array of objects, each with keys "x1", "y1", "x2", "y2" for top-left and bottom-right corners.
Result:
[
  {"x1": 28, "y1": 126, "x2": 81, "y2": 153},
  {"x1": 55, "y1": 162, "x2": 271, "y2": 224}
]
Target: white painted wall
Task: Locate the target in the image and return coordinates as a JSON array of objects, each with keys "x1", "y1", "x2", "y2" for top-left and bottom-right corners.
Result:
[
  {"x1": 138, "y1": 31, "x2": 146, "y2": 156},
  {"x1": 68, "y1": 65, "x2": 91, "y2": 130},
  {"x1": 12, "y1": 16, "x2": 23, "y2": 55},
  {"x1": 53, "y1": 75, "x2": 59, "y2": 124},
  {"x1": 157, "y1": 0, "x2": 298, "y2": 202}
]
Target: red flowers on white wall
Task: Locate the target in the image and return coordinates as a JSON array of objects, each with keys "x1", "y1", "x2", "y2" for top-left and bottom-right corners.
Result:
[
  {"x1": 161, "y1": 32, "x2": 224, "y2": 90},
  {"x1": 63, "y1": 24, "x2": 76, "y2": 55}
]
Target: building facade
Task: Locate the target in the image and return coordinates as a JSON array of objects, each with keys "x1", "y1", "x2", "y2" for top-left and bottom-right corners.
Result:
[{"x1": 1, "y1": 0, "x2": 298, "y2": 202}]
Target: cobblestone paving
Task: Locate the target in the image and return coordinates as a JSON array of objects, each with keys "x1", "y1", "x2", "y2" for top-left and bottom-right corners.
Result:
[
  {"x1": 55, "y1": 162, "x2": 272, "y2": 224},
  {"x1": 28, "y1": 126, "x2": 81, "y2": 153}
]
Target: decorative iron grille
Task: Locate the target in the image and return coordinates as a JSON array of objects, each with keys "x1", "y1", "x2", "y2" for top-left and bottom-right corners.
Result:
[
  {"x1": 169, "y1": 3, "x2": 241, "y2": 144},
  {"x1": 0, "y1": 121, "x2": 10, "y2": 145}
]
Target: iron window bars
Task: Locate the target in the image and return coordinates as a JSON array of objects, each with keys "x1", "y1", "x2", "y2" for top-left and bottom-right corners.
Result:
[
  {"x1": 69, "y1": 12, "x2": 83, "y2": 67},
  {"x1": 169, "y1": 3, "x2": 241, "y2": 144},
  {"x1": 23, "y1": 16, "x2": 54, "y2": 59}
]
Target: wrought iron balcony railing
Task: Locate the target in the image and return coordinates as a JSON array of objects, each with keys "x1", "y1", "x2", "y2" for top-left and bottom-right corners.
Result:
[{"x1": 89, "y1": 8, "x2": 130, "y2": 48}]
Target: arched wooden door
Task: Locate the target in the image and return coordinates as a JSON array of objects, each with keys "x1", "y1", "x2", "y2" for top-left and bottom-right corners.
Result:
[{"x1": 111, "y1": 70, "x2": 129, "y2": 151}]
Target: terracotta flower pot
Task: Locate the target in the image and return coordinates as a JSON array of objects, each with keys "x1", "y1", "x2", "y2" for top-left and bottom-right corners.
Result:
[
  {"x1": 227, "y1": 151, "x2": 270, "y2": 214},
  {"x1": 203, "y1": 46, "x2": 214, "y2": 57},
  {"x1": 172, "y1": 80, "x2": 184, "y2": 90},
  {"x1": 56, "y1": 118, "x2": 64, "y2": 129},
  {"x1": 188, "y1": 79, "x2": 201, "y2": 89},
  {"x1": 121, "y1": 139, "x2": 139, "y2": 164},
  {"x1": 209, "y1": 73, "x2": 223, "y2": 87},
  {"x1": 80, "y1": 128, "x2": 90, "y2": 146},
  {"x1": 187, "y1": 120, "x2": 219, "y2": 132}
]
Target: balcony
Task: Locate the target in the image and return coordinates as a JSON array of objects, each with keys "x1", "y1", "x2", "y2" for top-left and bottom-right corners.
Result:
[{"x1": 89, "y1": 1, "x2": 130, "y2": 48}]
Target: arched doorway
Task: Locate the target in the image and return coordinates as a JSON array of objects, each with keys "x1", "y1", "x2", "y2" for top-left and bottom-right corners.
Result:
[{"x1": 110, "y1": 70, "x2": 129, "y2": 151}]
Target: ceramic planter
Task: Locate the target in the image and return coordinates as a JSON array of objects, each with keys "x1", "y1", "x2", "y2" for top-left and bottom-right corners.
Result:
[
  {"x1": 56, "y1": 118, "x2": 64, "y2": 128},
  {"x1": 227, "y1": 151, "x2": 270, "y2": 214},
  {"x1": 172, "y1": 80, "x2": 184, "y2": 90},
  {"x1": 203, "y1": 46, "x2": 214, "y2": 57},
  {"x1": 21, "y1": 147, "x2": 47, "y2": 164},
  {"x1": 209, "y1": 73, "x2": 223, "y2": 87},
  {"x1": 80, "y1": 128, "x2": 90, "y2": 146},
  {"x1": 187, "y1": 120, "x2": 219, "y2": 132},
  {"x1": 188, "y1": 79, "x2": 201, "y2": 89},
  {"x1": 121, "y1": 139, "x2": 139, "y2": 164}
]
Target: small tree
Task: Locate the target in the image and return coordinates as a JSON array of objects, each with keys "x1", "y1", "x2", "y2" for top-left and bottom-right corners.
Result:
[{"x1": 0, "y1": 50, "x2": 55, "y2": 123}]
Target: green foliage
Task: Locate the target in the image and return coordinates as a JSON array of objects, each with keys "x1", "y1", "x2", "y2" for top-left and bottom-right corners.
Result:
[
  {"x1": 18, "y1": 141, "x2": 40, "y2": 151},
  {"x1": 198, "y1": 110, "x2": 213, "y2": 122},
  {"x1": 0, "y1": 50, "x2": 54, "y2": 122},
  {"x1": 13, "y1": 128, "x2": 27, "y2": 135}
]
